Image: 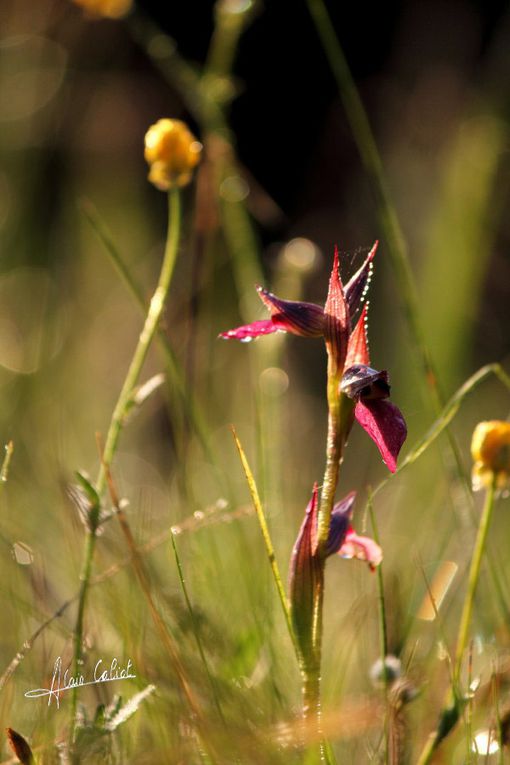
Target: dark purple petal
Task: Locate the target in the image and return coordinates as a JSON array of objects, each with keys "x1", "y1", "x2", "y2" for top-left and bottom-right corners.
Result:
[
  {"x1": 341, "y1": 364, "x2": 390, "y2": 401},
  {"x1": 324, "y1": 246, "x2": 350, "y2": 378},
  {"x1": 324, "y1": 491, "x2": 356, "y2": 557},
  {"x1": 344, "y1": 241, "x2": 377, "y2": 319},
  {"x1": 219, "y1": 320, "x2": 281, "y2": 340},
  {"x1": 355, "y1": 399, "x2": 407, "y2": 473},
  {"x1": 289, "y1": 485, "x2": 322, "y2": 662},
  {"x1": 257, "y1": 287, "x2": 325, "y2": 337}
]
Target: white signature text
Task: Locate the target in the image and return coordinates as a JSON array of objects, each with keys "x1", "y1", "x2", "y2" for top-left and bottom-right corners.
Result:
[{"x1": 25, "y1": 656, "x2": 136, "y2": 708}]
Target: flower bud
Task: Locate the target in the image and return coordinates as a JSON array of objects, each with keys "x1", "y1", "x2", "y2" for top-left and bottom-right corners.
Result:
[
  {"x1": 471, "y1": 420, "x2": 510, "y2": 491},
  {"x1": 144, "y1": 119, "x2": 202, "y2": 191}
]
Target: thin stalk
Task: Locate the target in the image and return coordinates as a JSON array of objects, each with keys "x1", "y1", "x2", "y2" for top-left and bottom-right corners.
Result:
[
  {"x1": 231, "y1": 428, "x2": 300, "y2": 662},
  {"x1": 453, "y1": 477, "x2": 497, "y2": 682},
  {"x1": 96, "y1": 189, "x2": 181, "y2": 493},
  {"x1": 69, "y1": 189, "x2": 182, "y2": 742},
  {"x1": 368, "y1": 496, "x2": 390, "y2": 764},
  {"x1": 170, "y1": 533, "x2": 226, "y2": 727},
  {"x1": 416, "y1": 477, "x2": 497, "y2": 765},
  {"x1": 80, "y1": 200, "x2": 226, "y2": 494},
  {"x1": 99, "y1": 440, "x2": 217, "y2": 762}
]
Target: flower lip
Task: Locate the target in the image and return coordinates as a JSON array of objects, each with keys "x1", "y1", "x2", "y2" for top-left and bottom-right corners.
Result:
[
  {"x1": 354, "y1": 398, "x2": 407, "y2": 473},
  {"x1": 340, "y1": 364, "x2": 390, "y2": 401}
]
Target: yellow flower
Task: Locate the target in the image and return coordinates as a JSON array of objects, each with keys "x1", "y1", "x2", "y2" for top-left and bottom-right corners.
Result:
[
  {"x1": 144, "y1": 119, "x2": 202, "y2": 191},
  {"x1": 72, "y1": 0, "x2": 133, "y2": 19},
  {"x1": 471, "y1": 420, "x2": 510, "y2": 491}
]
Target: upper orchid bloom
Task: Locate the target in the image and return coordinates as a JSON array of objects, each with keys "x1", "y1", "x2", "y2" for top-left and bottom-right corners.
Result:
[
  {"x1": 220, "y1": 242, "x2": 407, "y2": 472},
  {"x1": 220, "y1": 242, "x2": 376, "y2": 341}
]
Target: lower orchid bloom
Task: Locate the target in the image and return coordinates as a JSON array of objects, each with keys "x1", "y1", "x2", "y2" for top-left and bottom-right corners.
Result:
[{"x1": 290, "y1": 485, "x2": 382, "y2": 657}]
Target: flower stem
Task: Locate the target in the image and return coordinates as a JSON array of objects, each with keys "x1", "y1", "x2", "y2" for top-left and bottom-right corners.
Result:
[
  {"x1": 69, "y1": 189, "x2": 182, "y2": 743},
  {"x1": 416, "y1": 476, "x2": 497, "y2": 765},
  {"x1": 454, "y1": 476, "x2": 497, "y2": 681},
  {"x1": 96, "y1": 189, "x2": 182, "y2": 494},
  {"x1": 317, "y1": 384, "x2": 353, "y2": 549}
]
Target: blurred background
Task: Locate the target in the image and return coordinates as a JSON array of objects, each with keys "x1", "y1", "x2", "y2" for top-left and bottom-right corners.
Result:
[{"x1": 0, "y1": 0, "x2": 509, "y2": 761}]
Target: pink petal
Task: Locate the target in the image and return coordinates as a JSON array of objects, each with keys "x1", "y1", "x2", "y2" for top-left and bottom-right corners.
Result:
[
  {"x1": 355, "y1": 399, "x2": 407, "y2": 473},
  {"x1": 338, "y1": 528, "x2": 383, "y2": 570},
  {"x1": 219, "y1": 320, "x2": 281, "y2": 340}
]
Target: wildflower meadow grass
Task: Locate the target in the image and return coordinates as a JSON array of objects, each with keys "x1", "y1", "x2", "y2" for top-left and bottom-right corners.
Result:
[{"x1": 1, "y1": 1, "x2": 510, "y2": 763}]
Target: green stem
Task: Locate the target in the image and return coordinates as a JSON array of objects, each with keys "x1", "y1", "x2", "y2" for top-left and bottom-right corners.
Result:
[
  {"x1": 454, "y1": 477, "x2": 497, "y2": 681},
  {"x1": 231, "y1": 428, "x2": 300, "y2": 662},
  {"x1": 96, "y1": 189, "x2": 181, "y2": 493},
  {"x1": 368, "y1": 498, "x2": 390, "y2": 764},
  {"x1": 170, "y1": 533, "x2": 226, "y2": 727},
  {"x1": 317, "y1": 386, "x2": 353, "y2": 548},
  {"x1": 416, "y1": 477, "x2": 497, "y2": 765},
  {"x1": 69, "y1": 189, "x2": 182, "y2": 742}
]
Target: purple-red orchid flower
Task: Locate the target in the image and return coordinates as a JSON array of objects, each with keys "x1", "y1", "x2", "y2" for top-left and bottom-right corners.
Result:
[
  {"x1": 221, "y1": 243, "x2": 407, "y2": 472},
  {"x1": 289, "y1": 485, "x2": 381, "y2": 659},
  {"x1": 220, "y1": 242, "x2": 376, "y2": 342},
  {"x1": 289, "y1": 485, "x2": 381, "y2": 657}
]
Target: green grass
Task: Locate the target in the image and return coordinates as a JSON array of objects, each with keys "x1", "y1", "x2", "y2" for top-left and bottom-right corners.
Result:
[{"x1": 1, "y1": 2, "x2": 510, "y2": 763}]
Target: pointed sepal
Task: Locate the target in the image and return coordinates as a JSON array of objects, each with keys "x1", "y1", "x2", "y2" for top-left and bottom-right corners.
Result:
[
  {"x1": 344, "y1": 241, "x2": 377, "y2": 319},
  {"x1": 345, "y1": 305, "x2": 370, "y2": 368},
  {"x1": 324, "y1": 246, "x2": 350, "y2": 378},
  {"x1": 289, "y1": 484, "x2": 323, "y2": 663}
]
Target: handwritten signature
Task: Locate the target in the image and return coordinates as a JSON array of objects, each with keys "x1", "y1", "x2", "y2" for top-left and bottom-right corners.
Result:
[{"x1": 25, "y1": 656, "x2": 136, "y2": 708}]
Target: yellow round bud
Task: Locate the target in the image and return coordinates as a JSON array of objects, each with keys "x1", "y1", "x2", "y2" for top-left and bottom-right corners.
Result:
[
  {"x1": 72, "y1": 0, "x2": 133, "y2": 19},
  {"x1": 471, "y1": 420, "x2": 510, "y2": 491},
  {"x1": 144, "y1": 119, "x2": 202, "y2": 191}
]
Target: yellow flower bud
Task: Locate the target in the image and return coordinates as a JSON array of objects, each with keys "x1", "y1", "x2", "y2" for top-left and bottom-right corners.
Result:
[
  {"x1": 144, "y1": 119, "x2": 202, "y2": 191},
  {"x1": 72, "y1": 0, "x2": 133, "y2": 19},
  {"x1": 471, "y1": 420, "x2": 510, "y2": 491}
]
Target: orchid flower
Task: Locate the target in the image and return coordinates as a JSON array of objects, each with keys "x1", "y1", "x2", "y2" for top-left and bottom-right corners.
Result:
[
  {"x1": 221, "y1": 242, "x2": 407, "y2": 472},
  {"x1": 289, "y1": 485, "x2": 381, "y2": 659}
]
